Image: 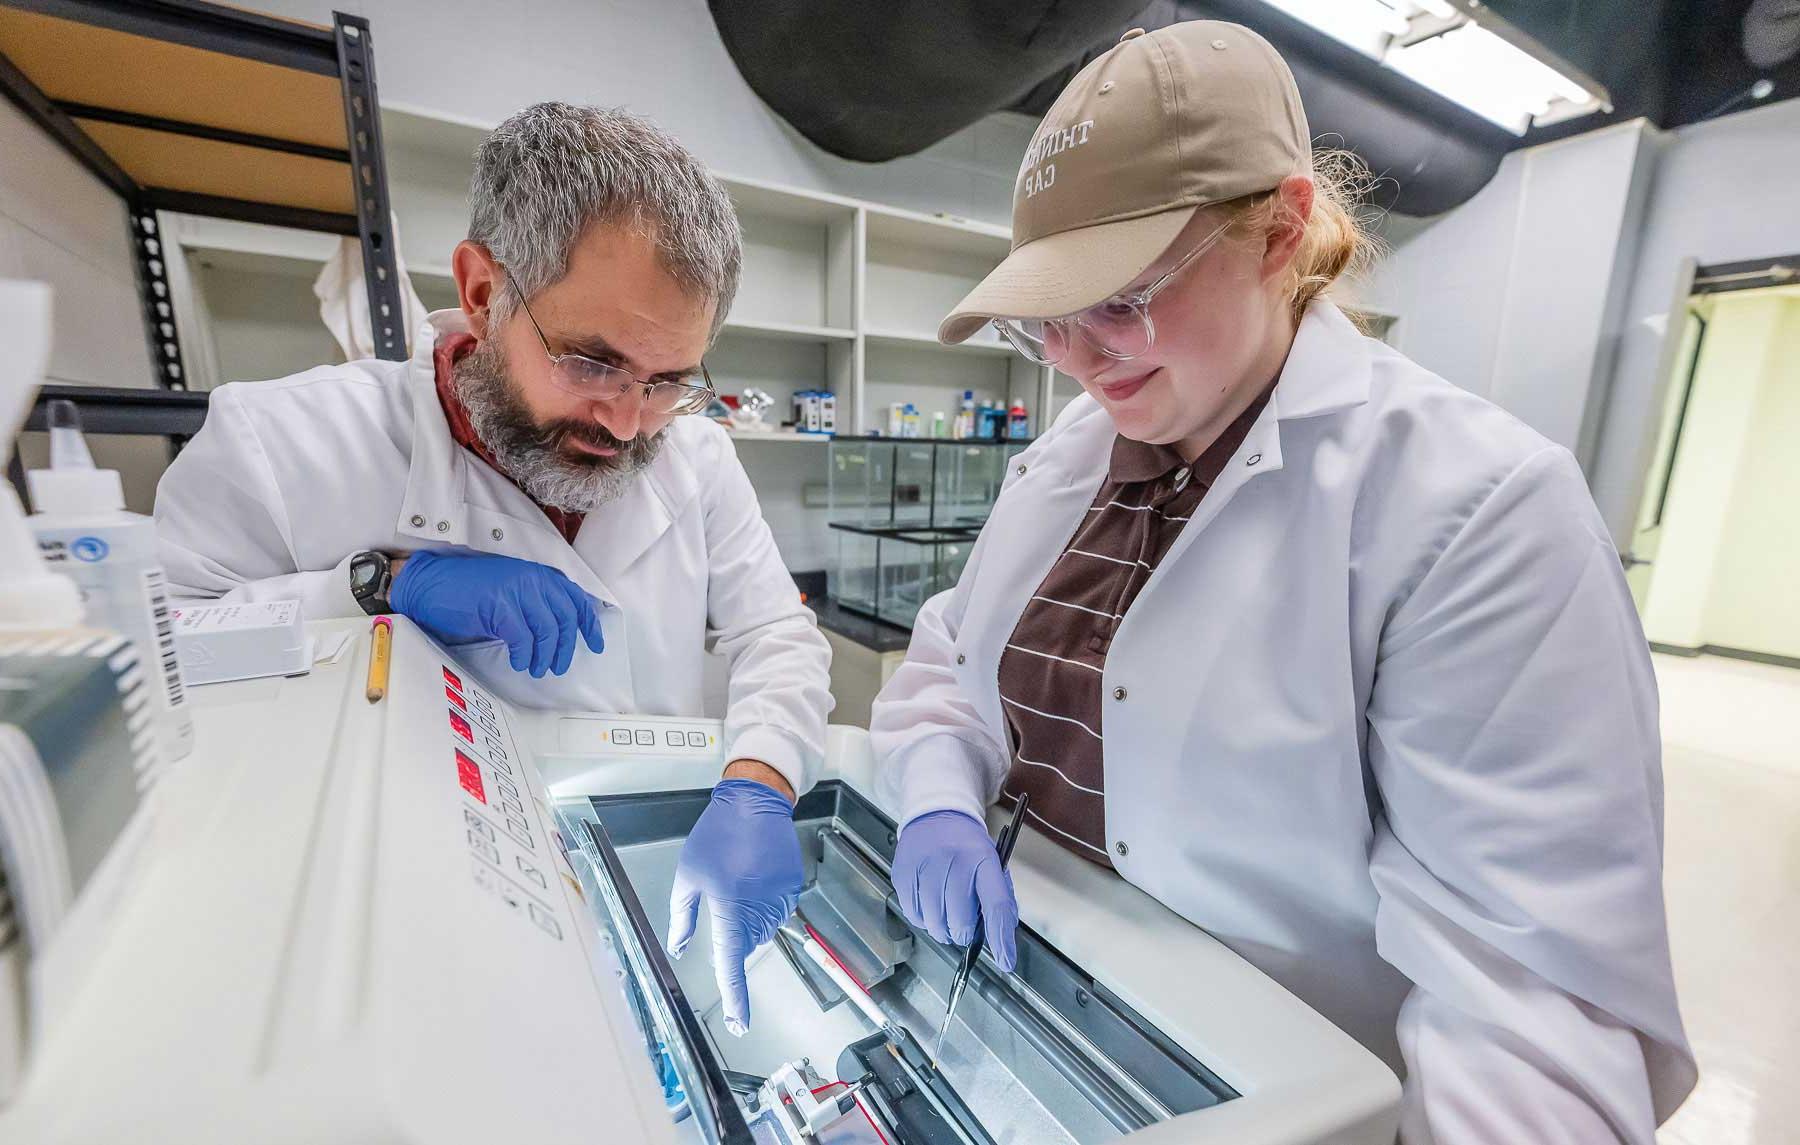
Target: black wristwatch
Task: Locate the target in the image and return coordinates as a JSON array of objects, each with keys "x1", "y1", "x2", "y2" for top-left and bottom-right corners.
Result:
[{"x1": 349, "y1": 550, "x2": 395, "y2": 615}]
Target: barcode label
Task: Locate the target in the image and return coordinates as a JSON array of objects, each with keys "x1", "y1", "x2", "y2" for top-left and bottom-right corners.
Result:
[{"x1": 141, "y1": 567, "x2": 187, "y2": 711}]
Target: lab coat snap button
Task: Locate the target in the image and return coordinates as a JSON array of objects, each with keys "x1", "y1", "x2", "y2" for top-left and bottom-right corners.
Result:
[
  {"x1": 410, "y1": 514, "x2": 425, "y2": 528},
  {"x1": 1016, "y1": 464, "x2": 1028, "y2": 476},
  {"x1": 1115, "y1": 841, "x2": 1129, "y2": 856},
  {"x1": 1246, "y1": 453, "x2": 1262, "y2": 467},
  {"x1": 491, "y1": 527, "x2": 504, "y2": 541},
  {"x1": 1112, "y1": 686, "x2": 1127, "y2": 701},
  {"x1": 956, "y1": 654, "x2": 966, "y2": 665},
  {"x1": 436, "y1": 520, "x2": 450, "y2": 533}
]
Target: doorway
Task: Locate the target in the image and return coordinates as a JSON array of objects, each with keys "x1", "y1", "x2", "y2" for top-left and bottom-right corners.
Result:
[{"x1": 1627, "y1": 257, "x2": 1800, "y2": 668}]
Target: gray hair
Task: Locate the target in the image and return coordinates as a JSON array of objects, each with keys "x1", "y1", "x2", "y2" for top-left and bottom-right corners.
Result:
[{"x1": 468, "y1": 102, "x2": 742, "y2": 336}]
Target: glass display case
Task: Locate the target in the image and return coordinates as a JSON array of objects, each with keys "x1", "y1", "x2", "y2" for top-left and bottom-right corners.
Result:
[
  {"x1": 554, "y1": 781, "x2": 1236, "y2": 1145},
  {"x1": 827, "y1": 440, "x2": 1026, "y2": 629},
  {"x1": 828, "y1": 439, "x2": 1028, "y2": 532},
  {"x1": 829, "y1": 526, "x2": 979, "y2": 631}
]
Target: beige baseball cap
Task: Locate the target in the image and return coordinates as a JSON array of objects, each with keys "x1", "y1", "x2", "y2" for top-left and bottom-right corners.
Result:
[{"x1": 939, "y1": 21, "x2": 1311, "y2": 345}]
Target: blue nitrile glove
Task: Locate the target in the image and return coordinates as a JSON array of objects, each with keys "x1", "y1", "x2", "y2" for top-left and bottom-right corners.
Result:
[
  {"x1": 389, "y1": 550, "x2": 604, "y2": 678},
  {"x1": 893, "y1": 810, "x2": 1019, "y2": 972},
  {"x1": 665, "y1": 779, "x2": 804, "y2": 1037}
]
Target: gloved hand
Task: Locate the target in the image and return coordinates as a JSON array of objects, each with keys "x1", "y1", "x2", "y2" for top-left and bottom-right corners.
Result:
[
  {"x1": 893, "y1": 810, "x2": 1019, "y2": 972},
  {"x1": 666, "y1": 778, "x2": 804, "y2": 1037},
  {"x1": 389, "y1": 550, "x2": 603, "y2": 677}
]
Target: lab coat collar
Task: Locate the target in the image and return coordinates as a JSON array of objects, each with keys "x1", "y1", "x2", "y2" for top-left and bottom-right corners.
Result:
[
  {"x1": 1272, "y1": 300, "x2": 1372, "y2": 423},
  {"x1": 397, "y1": 310, "x2": 470, "y2": 544},
  {"x1": 1205, "y1": 301, "x2": 1369, "y2": 483}
]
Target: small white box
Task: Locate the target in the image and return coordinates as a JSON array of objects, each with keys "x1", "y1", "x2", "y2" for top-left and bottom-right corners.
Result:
[{"x1": 171, "y1": 600, "x2": 311, "y2": 685}]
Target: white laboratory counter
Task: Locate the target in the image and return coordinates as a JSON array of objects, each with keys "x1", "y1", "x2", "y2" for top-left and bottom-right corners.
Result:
[{"x1": 0, "y1": 617, "x2": 1397, "y2": 1144}]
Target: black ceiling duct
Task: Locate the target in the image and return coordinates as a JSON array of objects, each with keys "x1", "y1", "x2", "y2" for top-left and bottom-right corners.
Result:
[
  {"x1": 709, "y1": 0, "x2": 1518, "y2": 217},
  {"x1": 707, "y1": 0, "x2": 1149, "y2": 163}
]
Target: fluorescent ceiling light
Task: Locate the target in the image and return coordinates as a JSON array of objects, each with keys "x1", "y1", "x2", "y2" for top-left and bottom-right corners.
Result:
[
  {"x1": 1255, "y1": 0, "x2": 1410, "y2": 55},
  {"x1": 1388, "y1": 24, "x2": 1594, "y2": 132},
  {"x1": 1254, "y1": 0, "x2": 1609, "y2": 135}
]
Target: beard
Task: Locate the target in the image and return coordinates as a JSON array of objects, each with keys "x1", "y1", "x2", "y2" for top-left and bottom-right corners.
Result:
[{"x1": 449, "y1": 335, "x2": 665, "y2": 513}]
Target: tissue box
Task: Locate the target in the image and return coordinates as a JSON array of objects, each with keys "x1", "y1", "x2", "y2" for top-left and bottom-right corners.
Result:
[{"x1": 171, "y1": 601, "x2": 310, "y2": 685}]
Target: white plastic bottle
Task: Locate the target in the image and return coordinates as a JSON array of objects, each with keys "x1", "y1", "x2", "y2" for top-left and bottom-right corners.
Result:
[{"x1": 27, "y1": 401, "x2": 194, "y2": 763}]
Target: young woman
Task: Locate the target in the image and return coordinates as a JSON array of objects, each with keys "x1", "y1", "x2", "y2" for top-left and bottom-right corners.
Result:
[{"x1": 871, "y1": 21, "x2": 1694, "y2": 1142}]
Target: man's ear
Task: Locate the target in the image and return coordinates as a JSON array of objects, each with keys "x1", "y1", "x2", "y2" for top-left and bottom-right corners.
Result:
[
  {"x1": 1261, "y1": 174, "x2": 1316, "y2": 286},
  {"x1": 453, "y1": 240, "x2": 498, "y2": 338}
]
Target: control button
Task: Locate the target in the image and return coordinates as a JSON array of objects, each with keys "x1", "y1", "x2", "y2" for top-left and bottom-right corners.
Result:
[
  {"x1": 633, "y1": 729, "x2": 655, "y2": 746},
  {"x1": 448, "y1": 710, "x2": 474, "y2": 743},
  {"x1": 506, "y1": 814, "x2": 532, "y2": 841},
  {"x1": 517, "y1": 857, "x2": 547, "y2": 889},
  {"x1": 473, "y1": 837, "x2": 500, "y2": 866},
  {"x1": 666, "y1": 730, "x2": 685, "y2": 747},
  {"x1": 686, "y1": 731, "x2": 707, "y2": 748},
  {"x1": 488, "y1": 752, "x2": 513, "y2": 776},
  {"x1": 455, "y1": 749, "x2": 486, "y2": 803},
  {"x1": 610, "y1": 729, "x2": 632, "y2": 747},
  {"x1": 498, "y1": 882, "x2": 522, "y2": 912},
  {"x1": 495, "y1": 776, "x2": 519, "y2": 801},
  {"x1": 529, "y1": 902, "x2": 562, "y2": 940},
  {"x1": 500, "y1": 794, "x2": 523, "y2": 816},
  {"x1": 464, "y1": 809, "x2": 494, "y2": 839}
]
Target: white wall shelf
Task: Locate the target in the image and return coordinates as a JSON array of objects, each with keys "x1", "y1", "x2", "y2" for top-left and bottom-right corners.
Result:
[
  {"x1": 720, "y1": 428, "x2": 834, "y2": 445},
  {"x1": 864, "y1": 328, "x2": 1013, "y2": 356},
  {"x1": 723, "y1": 318, "x2": 857, "y2": 343}
]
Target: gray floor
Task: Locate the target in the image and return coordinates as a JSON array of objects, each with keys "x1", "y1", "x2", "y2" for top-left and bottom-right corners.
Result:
[{"x1": 1654, "y1": 652, "x2": 1800, "y2": 1145}]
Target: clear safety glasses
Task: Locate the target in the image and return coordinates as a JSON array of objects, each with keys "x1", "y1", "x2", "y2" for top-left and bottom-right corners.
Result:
[
  {"x1": 510, "y1": 279, "x2": 716, "y2": 416},
  {"x1": 991, "y1": 220, "x2": 1233, "y2": 367}
]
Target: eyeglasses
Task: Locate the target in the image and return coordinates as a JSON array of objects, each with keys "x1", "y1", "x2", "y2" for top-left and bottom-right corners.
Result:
[
  {"x1": 509, "y1": 278, "x2": 716, "y2": 416},
  {"x1": 992, "y1": 220, "x2": 1233, "y2": 367}
]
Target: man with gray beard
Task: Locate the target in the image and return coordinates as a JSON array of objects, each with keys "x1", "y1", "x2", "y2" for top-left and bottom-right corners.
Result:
[{"x1": 154, "y1": 103, "x2": 833, "y2": 1036}]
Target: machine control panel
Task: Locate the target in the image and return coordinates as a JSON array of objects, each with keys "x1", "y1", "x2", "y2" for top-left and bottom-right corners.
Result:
[
  {"x1": 559, "y1": 715, "x2": 722, "y2": 756},
  {"x1": 602, "y1": 725, "x2": 712, "y2": 749},
  {"x1": 444, "y1": 662, "x2": 563, "y2": 942}
]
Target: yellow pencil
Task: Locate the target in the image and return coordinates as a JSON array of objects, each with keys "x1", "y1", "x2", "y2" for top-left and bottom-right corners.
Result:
[{"x1": 366, "y1": 616, "x2": 393, "y2": 703}]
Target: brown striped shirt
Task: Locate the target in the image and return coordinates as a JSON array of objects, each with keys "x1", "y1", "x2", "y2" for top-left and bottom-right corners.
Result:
[{"x1": 995, "y1": 388, "x2": 1274, "y2": 866}]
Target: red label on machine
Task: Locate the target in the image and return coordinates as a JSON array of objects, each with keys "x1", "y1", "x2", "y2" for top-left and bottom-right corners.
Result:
[
  {"x1": 446, "y1": 686, "x2": 467, "y2": 710},
  {"x1": 456, "y1": 749, "x2": 486, "y2": 803},
  {"x1": 448, "y1": 710, "x2": 474, "y2": 742},
  {"x1": 443, "y1": 666, "x2": 463, "y2": 691}
]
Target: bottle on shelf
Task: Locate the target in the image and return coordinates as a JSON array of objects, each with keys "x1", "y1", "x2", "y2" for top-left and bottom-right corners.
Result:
[
  {"x1": 954, "y1": 390, "x2": 976, "y2": 440},
  {"x1": 1008, "y1": 401, "x2": 1030, "y2": 439},
  {"x1": 978, "y1": 401, "x2": 1003, "y2": 441},
  {"x1": 932, "y1": 411, "x2": 947, "y2": 439}
]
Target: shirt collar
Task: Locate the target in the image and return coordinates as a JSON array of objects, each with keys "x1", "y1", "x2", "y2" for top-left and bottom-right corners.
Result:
[{"x1": 1107, "y1": 382, "x2": 1276, "y2": 486}]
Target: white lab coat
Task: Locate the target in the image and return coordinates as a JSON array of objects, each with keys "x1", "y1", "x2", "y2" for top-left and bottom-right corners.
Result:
[
  {"x1": 155, "y1": 310, "x2": 833, "y2": 793},
  {"x1": 871, "y1": 302, "x2": 1696, "y2": 1142}
]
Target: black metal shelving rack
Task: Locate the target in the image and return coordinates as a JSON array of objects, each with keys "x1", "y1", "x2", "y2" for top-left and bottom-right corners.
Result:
[{"x1": 1, "y1": 0, "x2": 403, "y2": 491}]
